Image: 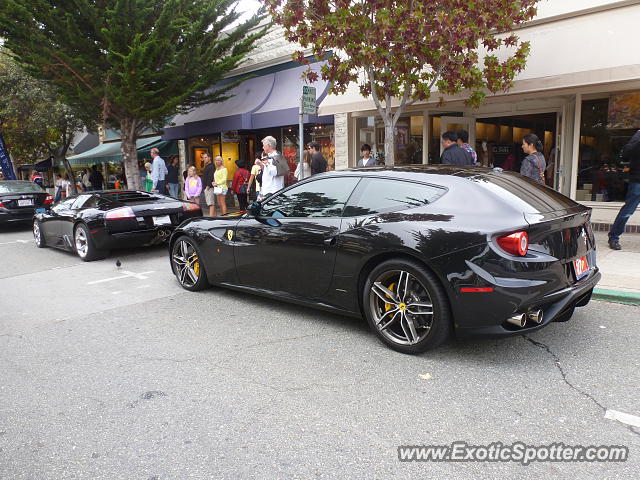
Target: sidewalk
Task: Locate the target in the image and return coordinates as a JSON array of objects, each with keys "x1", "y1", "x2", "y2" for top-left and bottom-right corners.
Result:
[{"x1": 593, "y1": 230, "x2": 640, "y2": 306}]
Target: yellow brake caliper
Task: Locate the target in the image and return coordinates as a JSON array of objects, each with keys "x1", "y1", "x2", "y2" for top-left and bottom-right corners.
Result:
[
  {"x1": 385, "y1": 282, "x2": 396, "y2": 312},
  {"x1": 187, "y1": 253, "x2": 200, "y2": 277}
]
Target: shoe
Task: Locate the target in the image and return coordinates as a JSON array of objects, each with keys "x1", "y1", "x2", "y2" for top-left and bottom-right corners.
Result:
[{"x1": 608, "y1": 238, "x2": 622, "y2": 250}]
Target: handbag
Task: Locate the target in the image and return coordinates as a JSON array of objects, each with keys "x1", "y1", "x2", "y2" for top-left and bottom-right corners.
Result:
[
  {"x1": 213, "y1": 186, "x2": 223, "y2": 195},
  {"x1": 273, "y1": 153, "x2": 290, "y2": 176}
]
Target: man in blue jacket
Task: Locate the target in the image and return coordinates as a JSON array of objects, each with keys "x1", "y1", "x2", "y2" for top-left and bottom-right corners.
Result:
[{"x1": 608, "y1": 130, "x2": 640, "y2": 250}]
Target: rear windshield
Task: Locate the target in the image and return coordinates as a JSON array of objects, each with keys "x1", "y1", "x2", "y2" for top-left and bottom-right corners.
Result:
[
  {"x1": 475, "y1": 171, "x2": 579, "y2": 213},
  {"x1": 100, "y1": 191, "x2": 161, "y2": 203},
  {"x1": 0, "y1": 181, "x2": 45, "y2": 194}
]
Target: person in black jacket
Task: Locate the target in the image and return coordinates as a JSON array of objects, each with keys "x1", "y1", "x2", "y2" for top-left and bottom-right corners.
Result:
[
  {"x1": 89, "y1": 165, "x2": 104, "y2": 191},
  {"x1": 308, "y1": 141, "x2": 328, "y2": 175},
  {"x1": 439, "y1": 131, "x2": 473, "y2": 166},
  {"x1": 200, "y1": 153, "x2": 216, "y2": 216},
  {"x1": 608, "y1": 130, "x2": 640, "y2": 250}
]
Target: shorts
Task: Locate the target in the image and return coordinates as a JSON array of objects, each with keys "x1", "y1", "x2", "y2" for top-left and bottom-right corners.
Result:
[{"x1": 204, "y1": 188, "x2": 216, "y2": 206}]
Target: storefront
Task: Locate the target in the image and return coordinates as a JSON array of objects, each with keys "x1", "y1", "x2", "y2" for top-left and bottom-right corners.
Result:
[
  {"x1": 321, "y1": 0, "x2": 640, "y2": 227},
  {"x1": 162, "y1": 62, "x2": 335, "y2": 179}
]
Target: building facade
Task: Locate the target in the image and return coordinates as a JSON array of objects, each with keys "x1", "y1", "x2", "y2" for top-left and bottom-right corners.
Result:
[{"x1": 318, "y1": 0, "x2": 640, "y2": 226}]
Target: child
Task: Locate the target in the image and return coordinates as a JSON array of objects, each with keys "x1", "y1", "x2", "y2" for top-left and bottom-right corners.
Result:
[{"x1": 184, "y1": 166, "x2": 202, "y2": 204}]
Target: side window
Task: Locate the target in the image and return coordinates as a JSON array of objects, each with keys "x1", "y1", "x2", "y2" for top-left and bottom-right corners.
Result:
[
  {"x1": 343, "y1": 178, "x2": 446, "y2": 216},
  {"x1": 51, "y1": 197, "x2": 76, "y2": 213},
  {"x1": 72, "y1": 195, "x2": 92, "y2": 209},
  {"x1": 261, "y1": 177, "x2": 360, "y2": 218}
]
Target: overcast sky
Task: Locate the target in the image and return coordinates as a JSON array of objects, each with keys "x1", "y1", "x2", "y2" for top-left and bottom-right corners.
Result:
[{"x1": 234, "y1": 0, "x2": 264, "y2": 24}]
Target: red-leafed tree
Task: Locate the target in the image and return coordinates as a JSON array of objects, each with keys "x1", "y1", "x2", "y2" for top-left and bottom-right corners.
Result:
[{"x1": 264, "y1": 0, "x2": 540, "y2": 164}]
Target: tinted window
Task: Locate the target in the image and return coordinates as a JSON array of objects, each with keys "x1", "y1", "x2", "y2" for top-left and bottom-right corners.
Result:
[
  {"x1": 343, "y1": 178, "x2": 445, "y2": 216},
  {"x1": 0, "y1": 181, "x2": 45, "y2": 194},
  {"x1": 261, "y1": 177, "x2": 360, "y2": 218}
]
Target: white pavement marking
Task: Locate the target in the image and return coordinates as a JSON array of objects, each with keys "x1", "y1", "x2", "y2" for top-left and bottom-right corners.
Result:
[
  {"x1": 604, "y1": 409, "x2": 640, "y2": 428},
  {"x1": 0, "y1": 239, "x2": 33, "y2": 246},
  {"x1": 87, "y1": 270, "x2": 155, "y2": 285}
]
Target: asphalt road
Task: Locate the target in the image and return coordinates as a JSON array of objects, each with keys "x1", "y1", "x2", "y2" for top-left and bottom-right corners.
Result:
[{"x1": 1, "y1": 222, "x2": 639, "y2": 479}]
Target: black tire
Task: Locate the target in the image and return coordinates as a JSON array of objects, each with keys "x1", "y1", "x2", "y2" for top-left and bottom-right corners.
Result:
[
  {"x1": 74, "y1": 223, "x2": 107, "y2": 262},
  {"x1": 170, "y1": 236, "x2": 210, "y2": 291},
  {"x1": 33, "y1": 220, "x2": 46, "y2": 248},
  {"x1": 362, "y1": 259, "x2": 452, "y2": 354}
]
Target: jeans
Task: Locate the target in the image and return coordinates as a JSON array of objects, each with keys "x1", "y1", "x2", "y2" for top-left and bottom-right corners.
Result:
[
  {"x1": 609, "y1": 182, "x2": 640, "y2": 241},
  {"x1": 167, "y1": 183, "x2": 179, "y2": 197},
  {"x1": 155, "y1": 180, "x2": 167, "y2": 195}
]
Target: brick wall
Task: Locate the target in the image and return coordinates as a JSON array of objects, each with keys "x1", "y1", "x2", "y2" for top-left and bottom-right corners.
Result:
[{"x1": 333, "y1": 113, "x2": 349, "y2": 170}]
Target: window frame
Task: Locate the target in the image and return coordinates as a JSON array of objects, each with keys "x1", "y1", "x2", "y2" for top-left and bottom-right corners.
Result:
[
  {"x1": 343, "y1": 176, "x2": 447, "y2": 217},
  {"x1": 258, "y1": 176, "x2": 362, "y2": 219}
]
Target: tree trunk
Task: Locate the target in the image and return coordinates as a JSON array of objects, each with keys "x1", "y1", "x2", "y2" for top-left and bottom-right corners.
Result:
[
  {"x1": 120, "y1": 119, "x2": 141, "y2": 190},
  {"x1": 61, "y1": 157, "x2": 78, "y2": 195},
  {"x1": 384, "y1": 121, "x2": 395, "y2": 166}
]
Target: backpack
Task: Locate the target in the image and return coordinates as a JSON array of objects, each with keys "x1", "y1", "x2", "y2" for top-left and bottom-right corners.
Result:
[{"x1": 237, "y1": 169, "x2": 249, "y2": 194}]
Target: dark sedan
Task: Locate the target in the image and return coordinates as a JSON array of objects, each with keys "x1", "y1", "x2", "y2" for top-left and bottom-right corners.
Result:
[
  {"x1": 0, "y1": 180, "x2": 52, "y2": 224},
  {"x1": 34, "y1": 190, "x2": 202, "y2": 261},
  {"x1": 168, "y1": 166, "x2": 600, "y2": 354}
]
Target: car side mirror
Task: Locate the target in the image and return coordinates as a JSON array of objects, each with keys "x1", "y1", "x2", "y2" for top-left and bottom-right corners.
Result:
[{"x1": 248, "y1": 201, "x2": 262, "y2": 216}]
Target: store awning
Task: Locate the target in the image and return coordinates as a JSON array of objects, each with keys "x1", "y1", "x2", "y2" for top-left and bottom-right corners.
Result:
[
  {"x1": 137, "y1": 138, "x2": 178, "y2": 159},
  {"x1": 251, "y1": 63, "x2": 333, "y2": 129},
  {"x1": 162, "y1": 74, "x2": 276, "y2": 140},
  {"x1": 161, "y1": 62, "x2": 335, "y2": 140},
  {"x1": 66, "y1": 136, "x2": 162, "y2": 165}
]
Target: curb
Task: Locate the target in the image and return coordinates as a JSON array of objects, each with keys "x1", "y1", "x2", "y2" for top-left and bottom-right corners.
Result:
[{"x1": 592, "y1": 288, "x2": 640, "y2": 306}]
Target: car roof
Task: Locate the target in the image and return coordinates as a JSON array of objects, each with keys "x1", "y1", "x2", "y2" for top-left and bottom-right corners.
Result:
[{"x1": 317, "y1": 165, "x2": 493, "y2": 186}]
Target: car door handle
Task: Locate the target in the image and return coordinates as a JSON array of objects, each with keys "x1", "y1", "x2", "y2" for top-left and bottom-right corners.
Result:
[{"x1": 324, "y1": 236, "x2": 337, "y2": 246}]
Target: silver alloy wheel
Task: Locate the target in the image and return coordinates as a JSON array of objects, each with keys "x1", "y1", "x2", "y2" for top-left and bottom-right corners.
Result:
[
  {"x1": 172, "y1": 240, "x2": 200, "y2": 288},
  {"x1": 75, "y1": 227, "x2": 88, "y2": 258},
  {"x1": 33, "y1": 221, "x2": 41, "y2": 245},
  {"x1": 369, "y1": 269, "x2": 434, "y2": 346}
]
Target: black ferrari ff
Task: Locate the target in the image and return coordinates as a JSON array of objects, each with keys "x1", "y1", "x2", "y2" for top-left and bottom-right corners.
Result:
[
  {"x1": 0, "y1": 180, "x2": 53, "y2": 224},
  {"x1": 168, "y1": 166, "x2": 600, "y2": 354},
  {"x1": 33, "y1": 190, "x2": 202, "y2": 261}
]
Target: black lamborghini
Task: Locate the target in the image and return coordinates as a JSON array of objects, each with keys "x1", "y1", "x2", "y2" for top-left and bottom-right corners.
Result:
[
  {"x1": 168, "y1": 166, "x2": 600, "y2": 354},
  {"x1": 33, "y1": 190, "x2": 202, "y2": 261}
]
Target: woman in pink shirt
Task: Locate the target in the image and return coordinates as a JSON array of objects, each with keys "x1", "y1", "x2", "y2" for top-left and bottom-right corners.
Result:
[{"x1": 184, "y1": 166, "x2": 202, "y2": 204}]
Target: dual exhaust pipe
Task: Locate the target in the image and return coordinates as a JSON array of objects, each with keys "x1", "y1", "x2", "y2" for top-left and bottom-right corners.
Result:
[
  {"x1": 506, "y1": 309, "x2": 543, "y2": 328},
  {"x1": 157, "y1": 229, "x2": 171, "y2": 238}
]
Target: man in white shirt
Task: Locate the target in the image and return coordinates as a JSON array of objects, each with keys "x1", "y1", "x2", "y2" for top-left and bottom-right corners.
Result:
[
  {"x1": 257, "y1": 136, "x2": 285, "y2": 201},
  {"x1": 150, "y1": 147, "x2": 168, "y2": 194},
  {"x1": 357, "y1": 144, "x2": 377, "y2": 167}
]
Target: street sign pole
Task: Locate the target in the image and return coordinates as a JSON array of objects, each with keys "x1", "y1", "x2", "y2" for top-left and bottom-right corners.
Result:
[
  {"x1": 300, "y1": 86, "x2": 317, "y2": 180},
  {"x1": 299, "y1": 96, "x2": 304, "y2": 179}
]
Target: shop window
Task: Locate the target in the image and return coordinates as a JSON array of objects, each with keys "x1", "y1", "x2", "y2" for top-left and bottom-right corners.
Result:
[
  {"x1": 577, "y1": 94, "x2": 640, "y2": 202},
  {"x1": 355, "y1": 115, "x2": 424, "y2": 166}
]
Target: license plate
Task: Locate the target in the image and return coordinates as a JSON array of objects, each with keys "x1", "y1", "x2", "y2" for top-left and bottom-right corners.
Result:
[
  {"x1": 18, "y1": 199, "x2": 33, "y2": 206},
  {"x1": 573, "y1": 256, "x2": 589, "y2": 280},
  {"x1": 153, "y1": 215, "x2": 171, "y2": 226}
]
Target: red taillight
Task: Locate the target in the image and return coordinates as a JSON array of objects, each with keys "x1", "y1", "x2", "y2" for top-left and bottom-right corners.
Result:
[
  {"x1": 182, "y1": 202, "x2": 200, "y2": 212},
  {"x1": 0, "y1": 201, "x2": 5, "y2": 208},
  {"x1": 105, "y1": 206, "x2": 135, "y2": 220},
  {"x1": 497, "y1": 231, "x2": 529, "y2": 257},
  {"x1": 44, "y1": 194, "x2": 53, "y2": 205}
]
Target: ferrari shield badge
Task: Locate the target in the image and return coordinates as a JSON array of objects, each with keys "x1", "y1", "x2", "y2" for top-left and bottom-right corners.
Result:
[{"x1": 227, "y1": 229, "x2": 234, "y2": 241}]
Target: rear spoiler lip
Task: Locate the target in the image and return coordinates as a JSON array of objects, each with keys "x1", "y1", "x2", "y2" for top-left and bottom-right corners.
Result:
[{"x1": 523, "y1": 204, "x2": 591, "y2": 227}]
